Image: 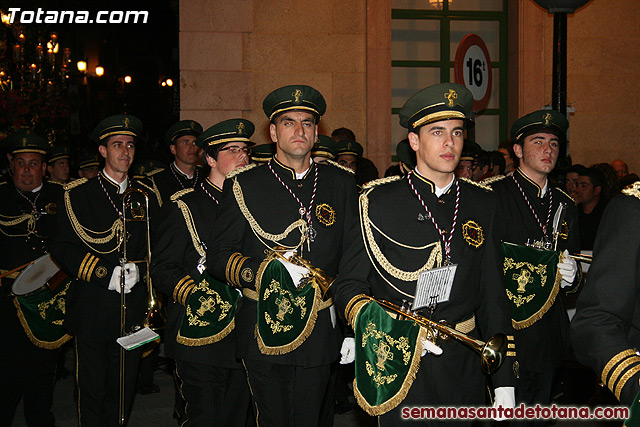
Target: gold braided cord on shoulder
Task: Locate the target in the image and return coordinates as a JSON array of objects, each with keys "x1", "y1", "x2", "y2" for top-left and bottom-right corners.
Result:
[
  {"x1": 64, "y1": 191, "x2": 123, "y2": 254},
  {"x1": 232, "y1": 178, "x2": 307, "y2": 249},
  {"x1": 359, "y1": 189, "x2": 442, "y2": 286},
  {"x1": 140, "y1": 179, "x2": 163, "y2": 207},
  {"x1": 175, "y1": 199, "x2": 205, "y2": 257},
  {"x1": 0, "y1": 213, "x2": 34, "y2": 236}
]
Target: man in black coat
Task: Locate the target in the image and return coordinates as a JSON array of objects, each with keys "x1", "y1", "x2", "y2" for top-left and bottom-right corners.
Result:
[
  {"x1": 488, "y1": 110, "x2": 581, "y2": 424},
  {"x1": 50, "y1": 114, "x2": 157, "y2": 426},
  {"x1": 207, "y1": 85, "x2": 359, "y2": 427},
  {"x1": 334, "y1": 83, "x2": 517, "y2": 426},
  {"x1": 152, "y1": 118, "x2": 255, "y2": 426},
  {"x1": 0, "y1": 130, "x2": 66, "y2": 426}
]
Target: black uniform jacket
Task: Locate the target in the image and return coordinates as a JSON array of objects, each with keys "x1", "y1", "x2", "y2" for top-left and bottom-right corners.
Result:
[
  {"x1": 490, "y1": 169, "x2": 580, "y2": 373},
  {"x1": 333, "y1": 173, "x2": 516, "y2": 406},
  {"x1": 571, "y1": 191, "x2": 640, "y2": 404},
  {"x1": 152, "y1": 179, "x2": 242, "y2": 369},
  {"x1": 145, "y1": 163, "x2": 203, "y2": 208},
  {"x1": 207, "y1": 159, "x2": 361, "y2": 367},
  {"x1": 50, "y1": 172, "x2": 157, "y2": 340},
  {"x1": 0, "y1": 180, "x2": 63, "y2": 296}
]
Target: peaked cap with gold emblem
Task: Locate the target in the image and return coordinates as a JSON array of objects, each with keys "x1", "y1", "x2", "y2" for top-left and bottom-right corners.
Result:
[
  {"x1": 312, "y1": 135, "x2": 339, "y2": 160},
  {"x1": 4, "y1": 129, "x2": 50, "y2": 156},
  {"x1": 399, "y1": 82, "x2": 473, "y2": 130},
  {"x1": 336, "y1": 139, "x2": 363, "y2": 158},
  {"x1": 92, "y1": 114, "x2": 143, "y2": 145},
  {"x1": 164, "y1": 120, "x2": 203, "y2": 145},
  {"x1": 77, "y1": 152, "x2": 101, "y2": 170},
  {"x1": 250, "y1": 142, "x2": 276, "y2": 164},
  {"x1": 262, "y1": 85, "x2": 326, "y2": 122},
  {"x1": 48, "y1": 145, "x2": 71, "y2": 163},
  {"x1": 196, "y1": 118, "x2": 255, "y2": 149},
  {"x1": 510, "y1": 109, "x2": 568, "y2": 142}
]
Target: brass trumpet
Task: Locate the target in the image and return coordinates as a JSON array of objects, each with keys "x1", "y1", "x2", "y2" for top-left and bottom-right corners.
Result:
[
  {"x1": 569, "y1": 253, "x2": 592, "y2": 264},
  {"x1": 369, "y1": 297, "x2": 507, "y2": 375},
  {"x1": 270, "y1": 249, "x2": 334, "y2": 300}
]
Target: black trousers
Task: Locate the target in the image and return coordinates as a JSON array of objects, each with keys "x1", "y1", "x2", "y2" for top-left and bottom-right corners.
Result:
[
  {"x1": 75, "y1": 337, "x2": 141, "y2": 427},
  {"x1": 513, "y1": 368, "x2": 554, "y2": 427},
  {"x1": 0, "y1": 298, "x2": 59, "y2": 427},
  {"x1": 175, "y1": 359, "x2": 252, "y2": 426},
  {"x1": 243, "y1": 358, "x2": 331, "y2": 427}
]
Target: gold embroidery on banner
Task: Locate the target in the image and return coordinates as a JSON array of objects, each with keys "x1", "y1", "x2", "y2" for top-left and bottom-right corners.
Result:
[
  {"x1": 506, "y1": 289, "x2": 536, "y2": 307},
  {"x1": 361, "y1": 320, "x2": 413, "y2": 387},
  {"x1": 184, "y1": 278, "x2": 232, "y2": 327},
  {"x1": 503, "y1": 258, "x2": 548, "y2": 287},
  {"x1": 315, "y1": 203, "x2": 336, "y2": 227},
  {"x1": 262, "y1": 279, "x2": 307, "y2": 334},
  {"x1": 444, "y1": 89, "x2": 457, "y2": 107},
  {"x1": 37, "y1": 285, "x2": 68, "y2": 326},
  {"x1": 513, "y1": 268, "x2": 534, "y2": 293},
  {"x1": 462, "y1": 220, "x2": 484, "y2": 248}
]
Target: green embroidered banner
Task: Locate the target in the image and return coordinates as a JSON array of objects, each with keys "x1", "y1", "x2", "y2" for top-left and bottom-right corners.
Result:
[
  {"x1": 625, "y1": 389, "x2": 640, "y2": 427},
  {"x1": 502, "y1": 242, "x2": 561, "y2": 329},
  {"x1": 177, "y1": 270, "x2": 239, "y2": 346},
  {"x1": 13, "y1": 278, "x2": 73, "y2": 349},
  {"x1": 256, "y1": 259, "x2": 319, "y2": 355},
  {"x1": 353, "y1": 301, "x2": 424, "y2": 416}
]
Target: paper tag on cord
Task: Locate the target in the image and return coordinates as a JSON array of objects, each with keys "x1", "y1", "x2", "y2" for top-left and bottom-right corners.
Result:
[
  {"x1": 116, "y1": 327, "x2": 159, "y2": 351},
  {"x1": 413, "y1": 264, "x2": 457, "y2": 311}
]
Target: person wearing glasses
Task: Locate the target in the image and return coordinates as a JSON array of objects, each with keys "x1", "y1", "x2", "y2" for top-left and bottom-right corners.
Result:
[
  {"x1": 145, "y1": 120, "x2": 204, "y2": 207},
  {"x1": 151, "y1": 119, "x2": 254, "y2": 426}
]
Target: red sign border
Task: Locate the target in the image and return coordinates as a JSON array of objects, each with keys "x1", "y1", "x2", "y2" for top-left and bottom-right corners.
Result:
[{"x1": 454, "y1": 33, "x2": 493, "y2": 113}]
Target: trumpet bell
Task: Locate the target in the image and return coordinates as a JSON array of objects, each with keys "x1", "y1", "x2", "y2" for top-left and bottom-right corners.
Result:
[{"x1": 480, "y1": 333, "x2": 508, "y2": 375}]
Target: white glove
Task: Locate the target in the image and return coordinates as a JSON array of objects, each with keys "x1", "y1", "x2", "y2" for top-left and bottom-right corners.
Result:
[
  {"x1": 492, "y1": 386, "x2": 516, "y2": 420},
  {"x1": 107, "y1": 263, "x2": 139, "y2": 294},
  {"x1": 340, "y1": 337, "x2": 356, "y2": 364},
  {"x1": 558, "y1": 249, "x2": 577, "y2": 289},
  {"x1": 420, "y1": 338, "x2": 443, "y2": 357},
  {"x1": 279, "y1": 259, "x2": 310, "y2": 288}
]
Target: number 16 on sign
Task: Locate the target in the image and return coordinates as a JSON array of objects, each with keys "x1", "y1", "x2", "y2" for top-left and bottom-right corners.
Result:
[{"x1": 454, "y1": 34, "x2": 492, "y2": 113}]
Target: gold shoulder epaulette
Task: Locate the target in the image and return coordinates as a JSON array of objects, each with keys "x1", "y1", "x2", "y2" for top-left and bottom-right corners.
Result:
[
  {"x1": 326, "y1": 159, "x2": 355, "y2": 175},
  {"x1": 49, "y1": 180, "x2": 65, "y2": 186},
  {"x1": 362, "y1": 175, "x2": 401, "y2": 190},
  {"x1": 480, "y1": 174, "x2": 506, "y2": 186},
  {"x1": 146, "y1": 168, "x2": 164, "y2": 177},
  {"x1": 554, "y1": 186, "x2": 575, "y2": 204},
  {"x1": 226, "y1": 163, "x2": 256, "y2": 179},
  {"x1": 459, "y1": 177, "x2": 492, "y2": 192},
  {"x1": 170, "y1": 188, "x2": 195, "y2": 202},
  {"x1": 623, "y1": 181, "x2": 640, "y2": 200},
  {"x1": 64, "y1": 177, "x2": 88, "y2": 191}
]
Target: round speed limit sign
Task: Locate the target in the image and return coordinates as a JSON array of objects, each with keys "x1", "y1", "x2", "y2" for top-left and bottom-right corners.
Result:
[{"x1": 454, "y1": 34, "x2": 492, "y2": 112}]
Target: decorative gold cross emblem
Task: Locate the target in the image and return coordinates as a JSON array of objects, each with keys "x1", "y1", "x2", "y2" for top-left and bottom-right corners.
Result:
[
  {"x1": 275, "y1": 296, "x2": 293, "y2": 321},
  {"x1": 196, "y1": 296, "x2": 216, "y2": 316},
  {"x1": 373, "y1": 340, "x2": 394, "y2": 371},
  {"x1": 544, "y1": 113, "x2": 552, "y2": 126},
  {"x1": 237, "y1": 122, "x2": 245, "y2": 134},
  {"x1": 513, "y1": 269, "x2": 534, "y2": 293},
  {"x1": 444, "y1": 89, "x2": 458, "y2": 107},
  {"x1": 292, "y1": 89, "x2": 303, "y2": 103}
]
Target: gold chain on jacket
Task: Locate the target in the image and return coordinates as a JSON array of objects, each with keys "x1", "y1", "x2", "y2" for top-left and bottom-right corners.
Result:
[
  {"x1": 175, "y1": 199, "x2": 205, "y2": 257},
  {"x1": 0, "y1": 213, "x2": 36, "y2": 237},
  {"x1": 360, "y1": 189, "x2": 442, "y2": 282},
  {"x1": 64, "y1": 191, "x2": 123, "y2": 254},
  {"x1": 232, "y1": 178, "x2": 307, "y2": 251}
]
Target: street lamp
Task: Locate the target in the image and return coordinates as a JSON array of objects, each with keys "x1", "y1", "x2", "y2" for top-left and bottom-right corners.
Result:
[
  {"x1": 95, "y1": 65, "x2": 104, "y2": 77},
  {"x1": 532, "y1": 0, "x2": 591, "y2": 158}
]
